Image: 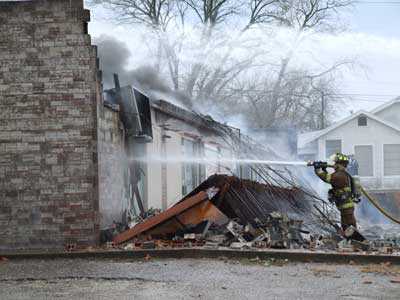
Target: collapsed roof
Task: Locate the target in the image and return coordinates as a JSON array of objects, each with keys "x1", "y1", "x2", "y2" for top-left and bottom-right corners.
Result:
[{"x1": 114, "y1": 175, "x2": 333, "y2": 244}]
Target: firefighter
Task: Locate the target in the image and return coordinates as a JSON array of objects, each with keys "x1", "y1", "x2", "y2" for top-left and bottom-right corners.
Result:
[{"x1": 313, "y1": 153, "x2": 358, "y2": 232}]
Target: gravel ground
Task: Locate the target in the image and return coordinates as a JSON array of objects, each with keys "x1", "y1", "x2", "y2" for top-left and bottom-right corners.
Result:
[{"x1": 0, "y1": 258, "x2": 399, "y2": 299}]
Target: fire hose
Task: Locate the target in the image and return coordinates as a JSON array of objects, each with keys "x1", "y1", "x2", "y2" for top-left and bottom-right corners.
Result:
[{"x1": 359, "y1": 186, "x2": 400, "y2": 225}]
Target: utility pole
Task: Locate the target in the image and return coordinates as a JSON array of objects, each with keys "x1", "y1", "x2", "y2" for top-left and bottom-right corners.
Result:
[
  {"x1": 321, "y1": 92, "x2": 325, "y2": 129},
  {"x1": 311, "y1": 80, "x2": 327, "y2": 130}
]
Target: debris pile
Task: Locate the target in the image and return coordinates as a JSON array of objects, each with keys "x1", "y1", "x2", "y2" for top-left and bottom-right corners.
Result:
[
  {"x1": 359, "y1": 224, "x2": 400, "y2": 254},
  {"x1": 100, "y1": 175, "x2": 400, "y2": 255},
  {"x1": 111, "y1": 175, "x2": 332, "y2": 251}
]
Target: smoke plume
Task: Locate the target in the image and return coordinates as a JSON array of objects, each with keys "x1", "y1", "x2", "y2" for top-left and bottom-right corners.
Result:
[{"x1": 95, "y1": 35, "x2": 193, "y2": 108}]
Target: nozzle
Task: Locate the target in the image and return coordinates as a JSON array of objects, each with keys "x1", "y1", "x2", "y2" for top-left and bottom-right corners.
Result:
[
  {"x1": 307, "y1": 161, "x2": 330, "y2": 168},
  {"x1": 306, "y1": 161, "x2": 314, "y2": 167}
]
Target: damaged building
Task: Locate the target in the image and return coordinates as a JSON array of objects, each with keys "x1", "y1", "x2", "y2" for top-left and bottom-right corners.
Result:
[
  {"x1": 99, "y1": 79, "x2": 288, "y2": 229},
  {"x1": 2, "y1": 0, "x2": 392, "y2": 254},
  {"x1": 100, "y1": 84, "x2": 245, "y2": 225},
  {"x1": 0, "y1": 0, "x2": 281, "y2": 250},
  {"x1": 2, "y1": 0, "x2": 400, "y2": 258},
  {"x1": 5, "y1": 0, "x2": 380, "y2": 254},
  {"x1": 1, "y1": 0, "x2": 378, "y2": 254}
]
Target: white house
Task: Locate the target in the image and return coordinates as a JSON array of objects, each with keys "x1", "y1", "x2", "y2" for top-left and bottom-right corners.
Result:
[{"x1": 298, "y1": 98, "x2": 400, "y2": 191}]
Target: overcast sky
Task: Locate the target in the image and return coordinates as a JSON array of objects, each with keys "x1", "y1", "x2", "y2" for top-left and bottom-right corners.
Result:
[
  {"x1": 87, "y1": 1, "x2": 400, "y2": 114},
  {"x1": 344, "y1": 1, "x2": 400, "y2": 111}
]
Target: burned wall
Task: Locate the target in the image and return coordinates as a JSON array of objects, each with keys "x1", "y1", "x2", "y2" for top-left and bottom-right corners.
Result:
[
  {"x1": 144, "y1": 103, "x2": 236, "y2": 210},
  {"x1": 98, "y1": 103, "x2": 130, "y2": 229},
  {"x1": 0, "y1": 0, "x2": 100, "y2": 250}
]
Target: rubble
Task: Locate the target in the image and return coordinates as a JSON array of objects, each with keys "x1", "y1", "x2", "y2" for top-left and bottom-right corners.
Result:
[
  {"x1": 97, "y1": 174, "x2": 400, "y2": 256},
  {"x1": 111, "y1": 175, "x2": 329, "y2": 251}
]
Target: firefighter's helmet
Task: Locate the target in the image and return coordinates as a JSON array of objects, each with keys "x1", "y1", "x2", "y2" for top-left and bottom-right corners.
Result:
[{"x1": 329, "y1": 153, "x2": 349, "y2": 165}]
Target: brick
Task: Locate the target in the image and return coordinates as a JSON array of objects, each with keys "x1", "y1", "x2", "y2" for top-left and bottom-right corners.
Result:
[{"x1": 0, "y1": 0, "x2": 100, "y2": 251}]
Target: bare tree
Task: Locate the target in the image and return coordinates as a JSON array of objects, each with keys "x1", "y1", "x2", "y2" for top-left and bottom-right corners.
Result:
[
  {"x1": 89, "y1": 0, "x2": 280, "y2": 97},
  {"x1": 179, "y1": 0, "x2": 282, "y2": 98},
  {"x1": 183, "y1": 0, "x2": 239, "y2": 27},
  {"x1": 216, "y1": 59, "x2": 348, "y2": 131},
  {"x1": 266, "y1": 0, "x2": 354, "y2": 126},
  {"x1": 89, "y1": 0, "x2": 176, "y2": 29},
  {"x1": 89, "y1": 0, "x2": 184, "y2": 87},
  {"x1": 90, "y1": 0, "x2": 354, "y2": 131}
]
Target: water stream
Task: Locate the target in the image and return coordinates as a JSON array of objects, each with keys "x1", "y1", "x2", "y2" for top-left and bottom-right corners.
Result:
[{"x1": 130, "y1": 155, "x2": 308, "y2": 166}]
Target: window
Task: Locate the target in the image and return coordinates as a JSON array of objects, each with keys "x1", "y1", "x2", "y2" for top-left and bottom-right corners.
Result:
[
  {"x1": 181, "y1": 138, "x2": 205, "y2": 195},
  {"x1": 384, "y1": 144, "x2": 400, "y2": 176},
  {"x1": 325, "y1": 140, "x2": 342, "y2": 159},
  {"x1": 134, "y1": 89, "x2": 153, "y2": 139},
  {"x1": 204, "y1": 145, "x2": 221, "y2": 177},
  {"x1": 354, "y1": 145, "x2": 373, "y2": 176},
  {"x1": 358, "y1": 116, "x2": 367, "y2": 126}
]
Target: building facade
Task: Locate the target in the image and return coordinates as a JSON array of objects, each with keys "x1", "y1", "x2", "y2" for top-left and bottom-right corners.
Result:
[
  {"x1": 103, "y1": 86, "x2": 239, "y2": 218},
  {"x1": 0, "y1": 0, "x2": 279, "y2": 250},
  {"x1": 142, "y1": 99, "x2": 237, "y2": 211}
]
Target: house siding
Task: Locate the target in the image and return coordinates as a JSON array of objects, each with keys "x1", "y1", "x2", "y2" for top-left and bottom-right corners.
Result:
[
  {"x1": 317, "y1": 117, "x2": 400, "y2": 190},
  {"x1": 375, "y1": 102, "x2": 400, "y2": 127},
  {"x1": 144, "y1": 118, "x2": 163, "y2": 210},
  {"x1": 141, "y1": 108, "x2": 236, "y2": 210},
  {"x1": 165, "y1": 131, "x2": 184, "y2": 207}
]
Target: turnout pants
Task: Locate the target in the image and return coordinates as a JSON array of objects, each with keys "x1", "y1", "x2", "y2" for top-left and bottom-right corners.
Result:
[{"x1": 340, "y1": 207, "x2": 357, "y2": 231}]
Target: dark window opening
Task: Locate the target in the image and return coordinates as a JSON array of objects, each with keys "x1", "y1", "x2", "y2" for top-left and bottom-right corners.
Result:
[
  {"x1": 134, "y1": 89, "x2": 153, "y2": 139},
  {"x1": 358, "y1": 116, "x2": 367, "y2": 126},
  {"x1": 181, "y1": 138, "x2": 204, "y2": 195}
]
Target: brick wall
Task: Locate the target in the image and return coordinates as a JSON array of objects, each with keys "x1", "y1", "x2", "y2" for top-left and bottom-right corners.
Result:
[{"x1": 0, "y1": 0, "x2": 100, "y2": 250}]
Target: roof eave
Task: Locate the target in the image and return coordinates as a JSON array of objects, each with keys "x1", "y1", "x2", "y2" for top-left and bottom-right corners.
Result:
[{"x1": 298, "y1": 110, "x2": 400, "y2": 147}]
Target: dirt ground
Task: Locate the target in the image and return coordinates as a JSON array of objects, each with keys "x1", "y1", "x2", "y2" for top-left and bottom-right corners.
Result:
[{"x1": 0, "y1": 257, "x2": 399, "y2": 299}]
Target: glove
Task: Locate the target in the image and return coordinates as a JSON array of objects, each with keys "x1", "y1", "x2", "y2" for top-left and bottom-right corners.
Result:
[
  {"x1": 314, "y1": 161, "x2": 328, "y2": 170},
  {"x1": 313, "y1": 161, "x2": 323, "y2": 169}
]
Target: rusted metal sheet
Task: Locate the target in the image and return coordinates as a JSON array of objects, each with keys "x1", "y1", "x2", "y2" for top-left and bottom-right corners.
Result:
[
  {"x1": 113, "y1": 190, "x2": 219, "y2": 244},
  {"x1": 114, "y1": 174, "x2": 325, "y2": 245},
  {"x1": 143, "y1": 201, "x2": 226, "y2": 237},
  {"x1": 177, "y1": 200, "x2": 225, "y2": 225},
  {"x1": 179, "y1": 175, "x2": 312, "y2": 228}
]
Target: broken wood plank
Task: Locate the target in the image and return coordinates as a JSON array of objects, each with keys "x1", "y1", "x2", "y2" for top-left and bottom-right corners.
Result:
[{"x1": 113, "y1": 190, "x2": 216, "y2": 244}]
